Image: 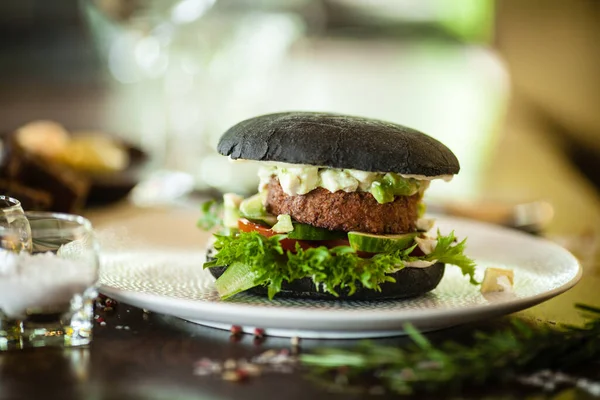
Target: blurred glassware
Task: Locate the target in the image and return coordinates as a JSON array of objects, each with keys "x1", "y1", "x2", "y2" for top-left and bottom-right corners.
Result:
[
  {"x1": 0, "y1": 196, "x2": 31, "y2": 252},
  {"x1": 81, "y1": 0, "x2": 312, "y2": 199},
  {"x1": 82, "y1": 0, "x2": 507, "y2": 202},
  {"x1": 427, "y1": 200, "x2": 555, "y2": 235},
  {"x1": 0, "y1": 212, "x2": 99, "y2": 350}
]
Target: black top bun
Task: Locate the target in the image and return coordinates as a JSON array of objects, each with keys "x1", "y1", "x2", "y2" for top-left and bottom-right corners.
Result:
[
  {"x1": 217, "y1": 112, "x2": 459, "y2": 177},
  {"x1": 207, "y1": 248, "x2": 445, "y2": 300}
]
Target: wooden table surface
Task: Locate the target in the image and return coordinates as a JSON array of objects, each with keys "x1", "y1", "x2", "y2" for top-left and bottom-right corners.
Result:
[{"x1": 1, "y1": 102, "x2": 600, "y2": 400}]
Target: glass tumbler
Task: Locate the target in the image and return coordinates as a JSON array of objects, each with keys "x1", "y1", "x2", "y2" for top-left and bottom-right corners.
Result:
[
  {"x1": 0, "y1": 196, "x2": 31, "y2": 252},
  {"x1": 0, "y1": 212, "x2": 99, "y2": 350}
]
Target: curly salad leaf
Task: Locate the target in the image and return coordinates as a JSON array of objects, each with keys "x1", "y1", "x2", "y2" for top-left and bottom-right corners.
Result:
[{"x1": 205, "y1": 230, "x2": 477, "y2": 300}]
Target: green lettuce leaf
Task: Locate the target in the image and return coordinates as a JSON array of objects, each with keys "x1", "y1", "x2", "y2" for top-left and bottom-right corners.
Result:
[
  {"x1": 420, "y1": 230, "x2": 479, "y2": 285},
  {"x1": 197, "y1": 200, "x2": 222, "y2": 230},
  {"x1": 206, "y1": 230, "x2": 477, "y2": 300}
]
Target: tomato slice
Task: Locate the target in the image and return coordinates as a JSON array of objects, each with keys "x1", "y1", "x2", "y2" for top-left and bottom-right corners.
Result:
[
  {"x1": 280, "y1": 238, "x2": 313, "y2": 252},
  {"x1": 238, "y1": 218, "x2": 275, "y2": 237},
  {"x1": 237, "y1": 219, "x2": 348, "y2": 253},
  {"x1": 317, "y1": 239, "x2": 351, "y2": 248}
]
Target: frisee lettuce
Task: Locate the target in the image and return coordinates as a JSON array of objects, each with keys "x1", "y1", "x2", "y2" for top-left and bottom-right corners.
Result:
[
  {"x1": 205, "y1": 230, "x2": 478, "y2": 299},
  {"x1": 418, "y1": 230, "x2": 478, "y2": 285}
]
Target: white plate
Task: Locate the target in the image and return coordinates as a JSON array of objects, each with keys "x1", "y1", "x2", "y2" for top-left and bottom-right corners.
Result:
[{"x1": 99, "y1": 216, "x2": 581, "y2": 338}]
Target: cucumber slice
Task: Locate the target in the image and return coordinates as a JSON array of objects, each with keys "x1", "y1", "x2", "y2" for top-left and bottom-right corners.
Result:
[
  {"x1": 239, "y1": 193, "x2": 265, "y2": 218},
  {"x1": 287, "y1": 223, "x2": 346, "y2": 240},
  {"x1": 348, "y1": 231, "x2": 418, "y2": 253},
  {"x1": 214, "y1": 262, "x2": 260, "y2": 299},
  {"x1": 240, "y1": 192, "x2": 278, "y2": 226},
  {"x1": 246, "y1": 215, "x2": 277, "y2": 226},
  {"x1": 223, "y1": 193, "x2": 243, "y2": 228}
]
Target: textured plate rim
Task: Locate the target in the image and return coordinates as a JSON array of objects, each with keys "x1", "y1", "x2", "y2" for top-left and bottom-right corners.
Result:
[
  {"x1": 101, "y1": 262, "x2": 581, "y2": 323},
  {"x1": 100, "y1": 217, "x2": 582, "y2": 329}
]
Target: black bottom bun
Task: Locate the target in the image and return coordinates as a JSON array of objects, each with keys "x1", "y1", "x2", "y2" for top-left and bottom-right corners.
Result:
[{"x1": 206, "y1": 247, "x2": 445, "y2": 300}]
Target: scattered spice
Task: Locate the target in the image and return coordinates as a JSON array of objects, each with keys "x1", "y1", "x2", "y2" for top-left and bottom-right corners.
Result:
[
  {"x1": 95, "y1": 295, "x2": 118, "y2": 309},
  {"x1": 193, "y1": 348, "x2": 298, "y2": 383},
  {"x1": 222, "y1": 370, "x2": 247, "y2": 382},
  {"x1": 243, "y1": 363, "x2": 262, "y2": 377},
  {"x1": 193, "y1": 358, "x2": 222, "y2": 376},
  {"x1": 253, "y1": 328, "x2": 265, "y2": 338},
  {"x1": 223, "y1": 359, "x2": 237, "y2": 370},
  {"x1": 518, "y1": 370, "x2": 600, "y2": 396}
]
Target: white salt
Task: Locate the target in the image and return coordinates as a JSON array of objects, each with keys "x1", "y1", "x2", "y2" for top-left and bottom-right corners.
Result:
[{"x1": 0, "y1": 251, "x2": 97, "y2": 319}]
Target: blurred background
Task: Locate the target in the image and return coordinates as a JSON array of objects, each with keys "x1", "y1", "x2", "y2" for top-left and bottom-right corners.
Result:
[{"x1": 0, "y1": 0, "x2": 599, "y2": 244}]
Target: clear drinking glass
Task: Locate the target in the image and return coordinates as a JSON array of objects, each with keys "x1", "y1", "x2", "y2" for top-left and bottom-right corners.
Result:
[
  {"x1": 0, "y1": 212, "x2": 99, "y2": 350},
  {"x1": 0, "y1": 196, "x2": 31, "y2": 252}
]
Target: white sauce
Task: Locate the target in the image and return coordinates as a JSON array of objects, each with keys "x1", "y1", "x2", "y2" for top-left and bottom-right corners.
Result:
[
  {"x1": 235, "y1": 159, "x2": 452, "y2": 196},
  {"x1": 403, "y1": 260, "x2": 437, "y2": 268},
  {"x1": 319, "y1": 169, "x2": 359, "y2": 193},
  {"x1": 415, "y1": 235, "x2": 438, "y2": 255},
  {"x1": 0, "y1": 251, "x2": 97, "y2": 319},
  {"x1": 416, "y1": 218, "x2": 435, "y2": 232},
  {"x1": 255, "y1": 162, "x2": 446, "y2": 197}
]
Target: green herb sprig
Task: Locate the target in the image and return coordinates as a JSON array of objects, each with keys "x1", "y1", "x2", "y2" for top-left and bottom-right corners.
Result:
[{"x1": 301, "y1": 304, "x2": 600, "y2": 396}]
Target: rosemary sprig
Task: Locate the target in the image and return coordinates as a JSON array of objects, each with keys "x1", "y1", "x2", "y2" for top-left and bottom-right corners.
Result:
[{"x1": 301, "y1": 304, "x2": 600, "y2": 395}]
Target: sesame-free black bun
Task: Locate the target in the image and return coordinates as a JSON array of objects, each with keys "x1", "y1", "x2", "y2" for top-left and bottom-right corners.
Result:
[
  {"x1": 217, "y1": 112, "x2": 459, "y2": 177},
  {"x1": 206, "y1": 250, "x2": 445, "y2": 300}
]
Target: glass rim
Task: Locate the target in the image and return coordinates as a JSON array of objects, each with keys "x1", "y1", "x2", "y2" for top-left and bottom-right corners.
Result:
[
  {"x1": 0, "y1": 211, "x2": 95, "y2": 239},
  {"x1": 22, "y1": 211, "x2": 94, "y2": 232},
  {"x1": 0, "y1": 195, "x2": 22, "y2": 212}
]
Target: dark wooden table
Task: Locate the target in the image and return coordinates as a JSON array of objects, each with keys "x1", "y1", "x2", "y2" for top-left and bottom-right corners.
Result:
[
  {"x1": 2, "y1": 285, "x2": 598, "y2": 400},
  {"x1": 0, "y1": 303, "x2": 558, "y2": 400}
]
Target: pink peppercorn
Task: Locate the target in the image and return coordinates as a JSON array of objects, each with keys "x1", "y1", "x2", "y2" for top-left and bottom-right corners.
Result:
[
  {"x1": 235, "y1": 369, "x2": 249, "y2": 381},
  {"x1": 253, "y1": 328, "x2": 265, "y2": 338}
]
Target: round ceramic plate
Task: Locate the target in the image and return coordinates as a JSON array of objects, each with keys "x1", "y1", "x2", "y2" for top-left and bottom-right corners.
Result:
[{"x1": 99, "y1": 216, "x2": 581, "y2": 338}]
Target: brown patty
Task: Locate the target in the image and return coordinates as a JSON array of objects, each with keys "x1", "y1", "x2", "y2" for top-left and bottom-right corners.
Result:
[{"x1": 265, "y1": 178, "x2": 420, "y2": 234}]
